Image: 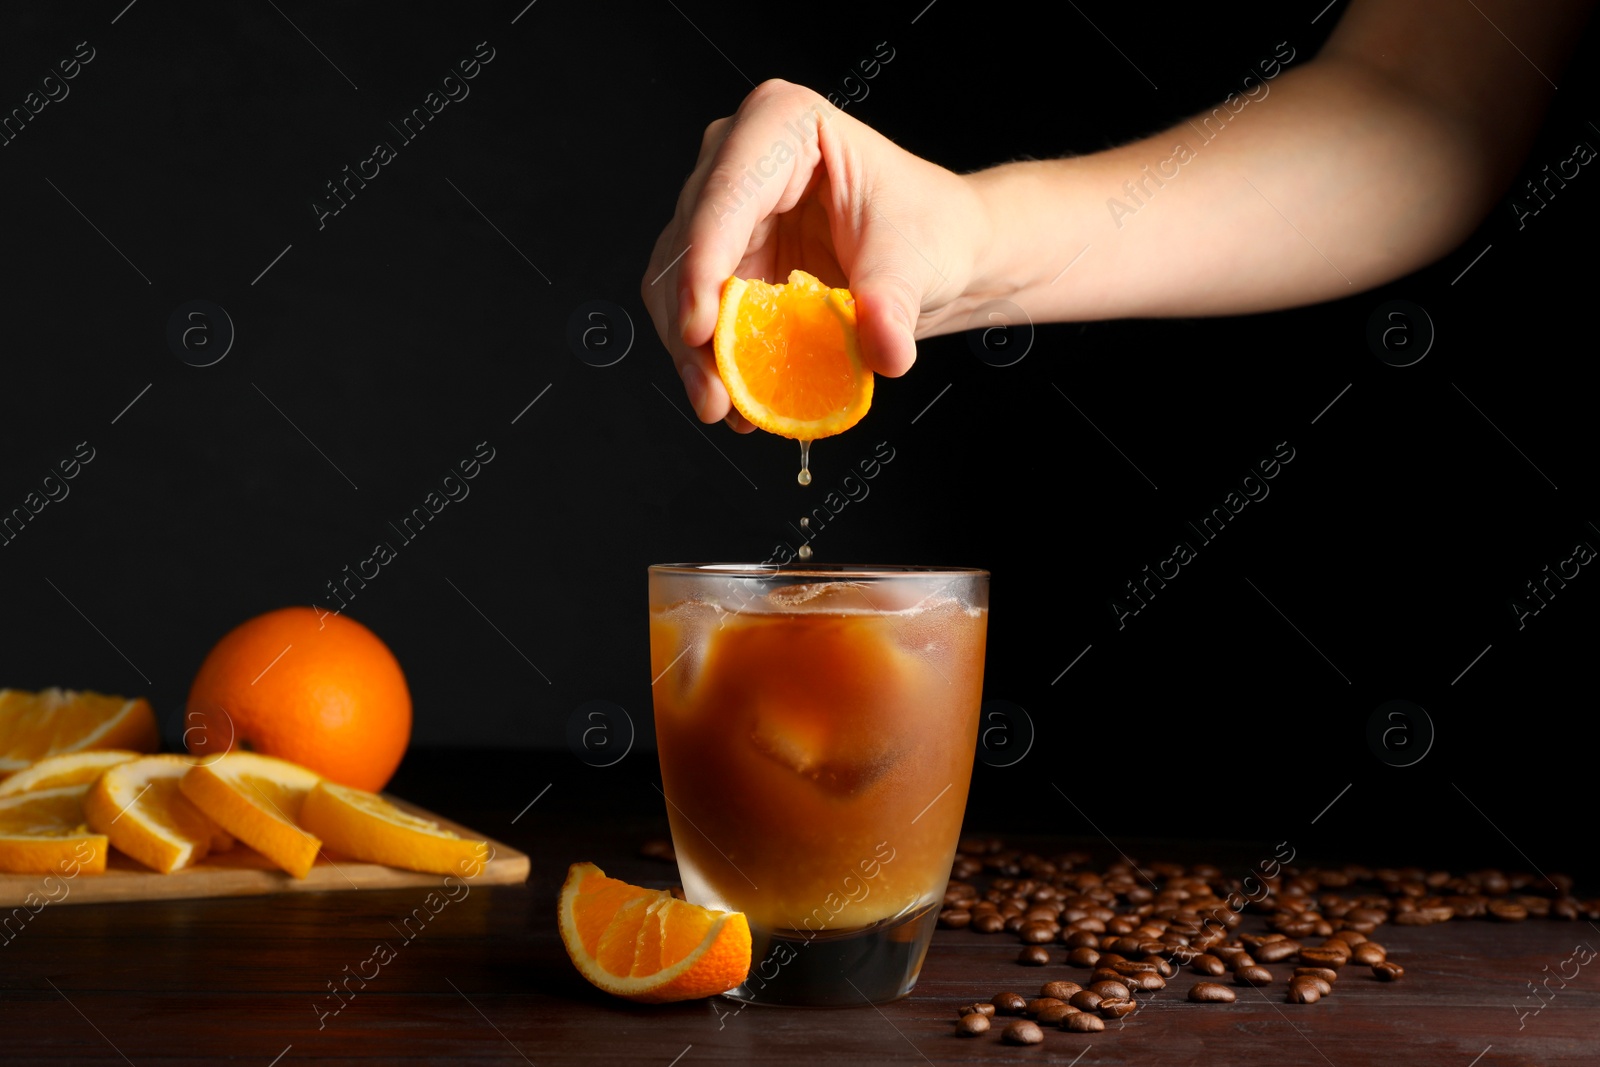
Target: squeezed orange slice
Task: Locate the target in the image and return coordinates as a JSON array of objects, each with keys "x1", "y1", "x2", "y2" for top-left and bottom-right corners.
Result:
[
  {"x1": 713, "y1": 269, "x2": 871, "y2": 439},
  {"x1": 558, "y1": 862, "x2": 751, "y2": 1003},
  {"x1": 0, "y1": 750, "x2": 142, "y2": 797},
  {"x1": 0, "y1": 689, "x2": 159, "y2": 776},
  {"x1": 84, "y1": 755, "x2": 231, "y2": 873},
  {"x1": 0, "y1": 785, "x2": 107, "y2": 874},
  {"x1": 179, "y1": 751, "x2": 322, "y2": 878},
  {"x1": 299, "y1": 781, "x2": 488, "y2": 876}
]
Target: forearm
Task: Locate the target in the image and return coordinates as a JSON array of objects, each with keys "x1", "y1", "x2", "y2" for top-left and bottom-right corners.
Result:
[{"x1": 940, "y1": 55, "x2": 1505, "y2": 330}]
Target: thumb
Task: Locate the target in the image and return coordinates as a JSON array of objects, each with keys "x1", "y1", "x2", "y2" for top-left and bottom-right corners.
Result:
[{"x1": 847, "y1": 226, "x2": 923, "y2": 378}]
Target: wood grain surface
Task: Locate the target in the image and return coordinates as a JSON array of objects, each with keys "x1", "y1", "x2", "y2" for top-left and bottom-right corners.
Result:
[{"x1": 2, "y1": 751, "x2": 1595, "y2": 1066}]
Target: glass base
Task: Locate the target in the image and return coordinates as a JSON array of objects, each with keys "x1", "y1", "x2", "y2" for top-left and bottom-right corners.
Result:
[{"x1": 724, "y1": 902, "x2": 940, "y2": 1006}]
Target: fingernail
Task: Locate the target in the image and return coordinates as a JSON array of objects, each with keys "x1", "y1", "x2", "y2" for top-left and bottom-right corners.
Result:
[{"x1": 679, "y1": 363, "x2": 708, "y2": 416}]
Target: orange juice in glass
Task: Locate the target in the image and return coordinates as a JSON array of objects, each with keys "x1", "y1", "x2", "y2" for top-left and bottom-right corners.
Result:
[{"x1": 648, "y1": 564, "x2": 988, "y2": 1005}]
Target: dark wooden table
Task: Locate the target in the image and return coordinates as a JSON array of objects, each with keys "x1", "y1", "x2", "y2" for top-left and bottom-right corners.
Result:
[{"x1": 4, "y1": 751, "x2": 1597, "y2": 1066}]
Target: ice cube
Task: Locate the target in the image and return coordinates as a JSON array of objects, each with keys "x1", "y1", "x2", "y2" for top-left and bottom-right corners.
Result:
[{"x1": 748, "y1": 704, "x2": 901, "y2": 796}]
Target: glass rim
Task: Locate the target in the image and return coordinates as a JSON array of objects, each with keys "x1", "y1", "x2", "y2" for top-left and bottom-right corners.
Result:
[{"x1": 649, "y1": 563, "x2": 988, "y2": 579}]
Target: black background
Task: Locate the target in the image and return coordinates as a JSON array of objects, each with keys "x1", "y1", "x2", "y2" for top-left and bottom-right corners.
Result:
[{"x1": 2, "y1": 2, "x2": 1596, "y2": 883}]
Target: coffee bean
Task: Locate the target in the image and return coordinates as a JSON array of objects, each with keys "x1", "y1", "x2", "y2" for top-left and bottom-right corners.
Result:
[
  {"x1": 1298, "y1": 948, "x2": 1346, "y2": 968},
  {"x1": 1111, "y1": 960, "x2": 1158, "y2": 977},
  {"x1": 1097, "y1": 951, "x2": 1127, "y2": 965},
  {"x1": 1063, "y1": 1012, "x2": 1106, "y2": 1032},
  {"x1": 1190, "y1": 954, "x2": 1227, "y2": 976},
  {"x1": 640, "y1": 839, "x2": 676, "y2": 862},
  {"x1": 1188, "y1": 982, "x2": 1237, "y2": 1003},
  {"x1": 1294, "y1": 967, "x2": 1339, "y2": 984},
  {"x1": 1351, "y1": 942, "x2": 1386, "y2": 966},
  {"x1": 1393, "y1": 907, "x2": 1452, "y2": 926},
  {"x1": 1089, "y1": 980, "x2": 1131, "y2": 1001},
  {"x1": 1041, "y1": 981, "x2": 1082, "y2": 1001},
  {"x1": 973, "y1": 913, "x2": 1006, "y2": 934},
  {"x1": 1256, "y1": 940, "x2": 1301, "y2": 963},
  {"x1": 939, "y1": 908, "x2": 973, "y2": 929},
  {"x1": 1062, "y1": 929, "x2": 1101, "y2": 948},
  {"x1": 993, "y1": 992, "x2": 1028, "y2": 1014},
  {"x1": 1555, "y1": 898, "x2": 1582, "y2": 921},
  {"x1": 1372, "y1": 961, "x2": 1405, "y2": 982},
  {"x1": 1025, "y1": 906, "x2": 1059, "y2": 923},
  {"x1": 1067, "y1": 947, "x2": 1101, "y2": 968},
  {"x1": 1002, "y1": 1020, "x2": 1045, "y2": 1046},
  {"x1": 1020, "y1": 922, "x2": 1057, "y2": 945},
  {"x1": 1124, "y1": 971, "x2": 1165, "y2": 991},
  {"x1": 1294, "y1": 976, "x2": 1333, "y2": 996},
  {"x1": 1228, "y1": 954, "x2": 1258, "y2": 971},
  {"x1": 1489, "y1": 900, "x2": 1529, "y2": 922},
  {"x1": 1098, "y1": 997, "x2": 1137, "y2": 1019},
  {"x1": 1036, "y1": 1004, "x2": 1077, "y2": 1025},
  {"x1": 1004, "y1": 916, "x2": 1027, "y2": 934},
  {"x1": 1213, "y1": 946, "x2": 1252, "y2": 966},
  {"x1": 1025, "y1": 997, "x2": 1065, "y2": 1016},
  {"x1": 1018, "y1": 945, "x2": 1051, "y2": 966},
  {"x1": 1234, "y1": 966, "x2": 1273, "y2": 987},
  {"x1": 1068, "y1": 990, "x2": 1103, "y2": 1013},
  {"x1": 957, "y1": 1002, "x2": 996, "y2": 1018},
  {"x1": 956, "y1": 1013, "x2": 990, "y2": 1036},
  {"x1": 1327, "y1": 930, "x2": 1368, "y2": 946},
  {"x1": 1286, "y1": 982, "x2": 1321, "y2": 1004},
  {"x1": 1142, "y1": 954, "x2": 1177, "y2": 978}
]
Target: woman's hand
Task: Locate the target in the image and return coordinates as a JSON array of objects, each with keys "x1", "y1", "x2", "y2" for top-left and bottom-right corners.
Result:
[{"x1": 642, "y1": 79, "x2": 990, "y2": 427}]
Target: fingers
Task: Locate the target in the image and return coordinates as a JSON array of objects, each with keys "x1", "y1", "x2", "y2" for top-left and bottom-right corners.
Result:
[
  {"x1": 845, "y1": 218, "x2": 923, "y2": 378},
  {"x1": 677, "y1": 81, "x2": 833, "y2": 349},
  {"x1": 643, "y1": 220, "x2": 732, "y2": 424}
]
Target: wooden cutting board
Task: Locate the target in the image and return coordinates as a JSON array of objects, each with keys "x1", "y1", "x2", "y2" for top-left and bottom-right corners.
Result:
[{"x1": 0, "y1": 797, "x2": 528, "y2": 908}]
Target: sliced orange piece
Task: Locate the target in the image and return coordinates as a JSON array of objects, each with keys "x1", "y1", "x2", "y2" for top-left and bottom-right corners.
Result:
[
  {"x1": 179, "y1": 752, "x2": 322, "y2": 878},
  {"x1": 0, "y1": 785, "x2": 108, "y2": 874},
  {"x1": 559, "y1": 861, "x2": 751, "y2": 1003},
  {"x1": 713, "y1": 269, "x2": 872, "y2": 439},
  {"x1": 0, "y1": 689, "x2": 159, "y2": 776},
  {"x1": 0, "y1": 749, "x2": 142, "y2": 797},
  {"x1": 299, "y1": 781, "x2": 488, "y2": 876},
  {"x1": 83, "y1": 755, "x2": 232, "y2": 873}
]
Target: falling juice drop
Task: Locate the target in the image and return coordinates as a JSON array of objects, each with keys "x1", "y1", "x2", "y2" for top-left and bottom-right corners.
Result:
[
  {"x1": 798, "y1": 543, "x2": 813, "y2": 561},
  {"x1": 797, "y1": 439, "x2": 812, "y2": 486}
]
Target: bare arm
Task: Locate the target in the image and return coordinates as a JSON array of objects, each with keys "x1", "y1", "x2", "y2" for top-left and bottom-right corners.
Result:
[
  {"x1": 947, "y1": 0, "x2": 1593, "y2": 331},
  {"x1": 644, "y1": 0, "x2": 1594, "y2": 424}
]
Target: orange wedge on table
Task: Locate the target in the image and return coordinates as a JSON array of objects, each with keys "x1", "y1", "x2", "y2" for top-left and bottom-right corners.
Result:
[
  {"x1": 559, "y1": 862, "x2": 751, "y2": 1003},
  {"x1": 0, "y1": 749, "x2": 142, "y2": 797},
  {"x1": 0, "y1": 689, "x2": 159, "y2": 777},
  {"x1": 0, "y1": 785, "x2": 107, "y2": 874},
  {"x1": 179, "y1": 751, "x2": 322, "y2": 878},
  {"x1": 83, "y1": 755, "x2": 233, "y2": 873},
  {"x1": 300, "y1": 781, "x2": 488, "y2": 877},
  {"x1": 713, "y1": 269, "x2": 872, "y2": 439}
]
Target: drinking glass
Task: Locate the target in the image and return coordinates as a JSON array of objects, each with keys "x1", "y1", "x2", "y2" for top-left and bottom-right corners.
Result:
[{"x1": 648, "y1": 564, "x2": 989, "y2": 1005}]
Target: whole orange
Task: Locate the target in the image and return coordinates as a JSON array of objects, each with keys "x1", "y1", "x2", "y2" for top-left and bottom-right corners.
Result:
[{"x1": 185, "y1": 608, "x2": 411, "y2": 792}]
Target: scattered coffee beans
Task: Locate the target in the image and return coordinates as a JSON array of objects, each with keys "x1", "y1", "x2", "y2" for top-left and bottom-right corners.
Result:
[
  {"x1": 1234, "y1": 965, "x2": 1273, "y2": 987},
  {"x1": 1018, "y1": 945, "x2": 1051, "y2": 966},
  {"x1": 956, "y1": 1013, "x2": 990, "y2": 1036},
  {"x1": 993, "y1": 992, "x2": 1028, "y2": 1014},
  {"x1": 1063, "y1": 1012, "x2": 1106, "y2": 1032},
  {"x1": 1041, "y1": 981, "x2": 1081, "y2": 1000},
  {"x1": 1189, "y1": 982, "x2": 1237, "y2": 1003},
  {"x1": 1372, "y1": 961, "x2": 1405, "y2": 981},
  {"x1": 1002, "y1": 1020, "x2": 1045, "y2": 1045},
  {"x1": 1191, "y1": 954, "x2": 1227, "y2": 976}
]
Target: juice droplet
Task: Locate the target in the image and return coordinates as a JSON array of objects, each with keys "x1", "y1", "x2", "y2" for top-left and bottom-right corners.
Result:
[
  {"x1": 798, "y1": 543, "x2": 813, "y2": 561},
  {"x1": 797, "y1": 439, "x2": 812, "y2": 486},
  {"x1": 799, "y1": 517, "x2": 810, "y2": 530}
]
